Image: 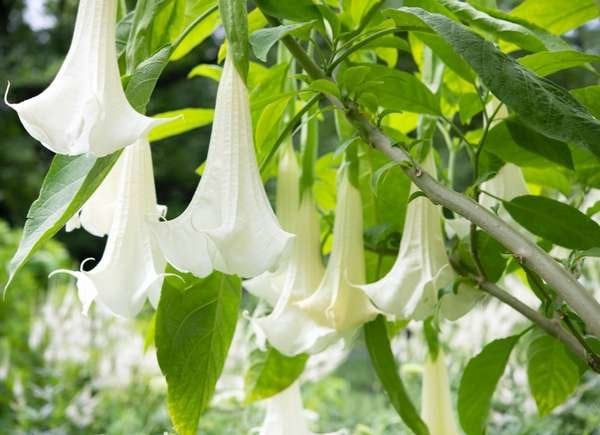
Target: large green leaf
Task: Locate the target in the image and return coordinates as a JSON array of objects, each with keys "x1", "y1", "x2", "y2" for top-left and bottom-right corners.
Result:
[
  {"x1": 439, "y1": 0, "x2": 548, "y2": 52},
  {"x1": 458, "y1": 335, "x2": 520, "y2": 435},
  {"x1": 250, "y1": 21, "x2": 314, "y2": 62},
  {"x1": 527, "y1": 333, "x2": 581, "y2": 416},
  {"x1": 505, "y1": 118, "x2": 574, "y2": 170},
  {"x1": 219, "y1": 0, "x2": 249, "y2": 81},
  {"x1": 156, "y1": 272, "x2": 241, "y2": 435},
  {"x1": 571, "y1": 85, "x2": 600, "y2": 118},
  {"x1": 255, "y1": 0, "x2": 321, "y2": 22},
  {"x1": 244, "y1": 346, "x2": 308, "y2": 404},
  {"x1": 125, "y1": 45, "x2": 174, "y2": 112},
  {"x1": 4, "y1": 44, "x2": 172, "y2": 294},
  {"x1": 510, "y1": 0, "x2": 599, "y2": 35},
  {"x1": 364, "y1": 316, "x2": 430, "y2": 435},
  {"x1": 503, "y1": 195, "x2": 600, "y2": 250},
  {"x1": 149, "y1": 108, "x2": 214, "y2": 142},
  {"x1": 385, "y1": 7, "x2": 600, "y2": 159},
  {"x1": 518, "y1": 50, "x2": 600, "y2": 77},
  {"x1": 3, "y1": 153, "x2": 120, "y2": 294},
  {"x1": 172, "y1": 6, "x2": 220, "y2": 60},
  {"x1": 126, "y1": 0, "x2": 187, "y2": 70},
  {"x1": 365, "y1": 64, "x2": 441, "y2": 115}
]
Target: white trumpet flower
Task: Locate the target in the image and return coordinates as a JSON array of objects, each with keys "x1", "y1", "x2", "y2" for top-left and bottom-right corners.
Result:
[
  {"x1": 5, "y1": 0, "x2": 167, "y2": 156},
  {"x1": 360, "y1": 153, "x2": 454, "y2": 320},
  {"x1": 257, "y1": 382, "x2": 314, "y2": 435},
  {"x1": 292, "y1": 167, "x2": 379, "y2": 351},
  {"x1": 480, "y1": 163, "x2": 528, "y2": 209},
  {"x1": 153, "y1": 55, "x2": 293, "y2": 278},
  {"x1": 245, "y1": 144, "x2": 329, "y2": 356},
  {"x1": 53, "y1": 139, "x2": 166, "y2": 317},
  {"x1": 66, "y1": 154, "x2": 167, "y2": 238},
  {"x1": 421, "y1": 349, "x2": 460, "y2": 435}
]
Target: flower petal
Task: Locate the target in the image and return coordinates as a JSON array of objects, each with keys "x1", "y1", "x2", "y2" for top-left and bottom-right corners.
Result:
[
  {"x1": 421, "y1": 350, "x2": 460, "y2": 435},
  {"x1": 154, "y1": 55, "x2": 293, "y2": 278},
  {"x1": 54, "y1": 140, "x2": 165, "y2": 317},
  {"x1": 6, "y1": 0, "x2": 170, "y2": 156},
  {"x1": 359, "y1": 153, "x2": 453, "y2": 320}
]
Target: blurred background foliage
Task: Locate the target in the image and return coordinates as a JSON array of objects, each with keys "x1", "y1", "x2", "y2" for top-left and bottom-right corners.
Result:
[{"x1": 1, "y1": 0, "x2": 600, "y2": 434}]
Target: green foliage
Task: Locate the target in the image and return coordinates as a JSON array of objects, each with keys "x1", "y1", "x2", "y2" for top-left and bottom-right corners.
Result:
[
  {"x1": 510, "y1": 0, "x2": 599, "y2": 35},
  {"x1": 386, "y1": 7, "x2": 600, "y2": 158},
  {"x1": 149, "y1": 108, "x2": 214, "y2": 142},
  {"x1": 527, "y1": 333, "x2": 581, "y2": 416},
  {"x1": 364, "y1": 316, "x2": 430, "y2": 435},
  {"x1": 503, "y1": 195, "x2": 600, "y2": 250},
  {"x1": 250, "y1": 21, "x2": 314, "y2": 62},
  {"x1": 155, "y1": 272, "x2": 241, "y2": 435},
  {"x1": 458, "y1": 335, "x2": 521, "y2": 435},
  {"x1": 518, "y1": 50, "x2": 600, "y2": 77},
  {"x1": 3, "y1": 152, "x2": 120, "y2": 294},
  {"x1": 244, "y1": 346, "x2": 308, "y2": 404}
]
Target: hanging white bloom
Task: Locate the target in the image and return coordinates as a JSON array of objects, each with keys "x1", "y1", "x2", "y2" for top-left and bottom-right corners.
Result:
[
  {"x1": 291, "y1": 167, "x2": 379, "y2": 352},
  {"x1": 360, "y1": 153, "x2": 454, "y2": 320},
  {"x1": 52, "y1": 139, "x2": 166, "y2": 317},
  {"x1": 245, "y1": 143, "x2": 330, "y2": 356},
  {"x1": 5, "y1": 0, "x2": 168, "y2": 156},
  {"x1": 66, "y1": 153, "x2": 167, "y2": 238},
  {"x1": 153, "y1": 55, "x2": 293, "y2": 278},
  {"x1": 480, "y1": 163, "x2": 528, "y2": 209},
  {"x1": 421, "y1": 349, "x2": 460, "y2": 435},
  {"x1": 257, "y1": 382, "x2": 314, "y2": 435}
]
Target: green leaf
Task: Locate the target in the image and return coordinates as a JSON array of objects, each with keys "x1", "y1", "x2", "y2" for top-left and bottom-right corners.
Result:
[
  {"x1": 188, "y1": 63, "x2": 223, "y2": 81},
  {"x1": 518, "y1": 50, "x2": 600, "y2": 77},
  {"x1": 171, "y1": 7, "x2": 220, "y2": 60},
  {"x1": 244, "y1": 346, "x2": 308, "y2": 404},
  {"x1": 149, "y1": 108, "x2": 214, "y2": 142},
  {"x1": 386, "y1": 7, "x2": 600, "y2": 159},
  {"x1": 503, "y1": 195, "x2": 600, "y2": 250},
  {"x1": 309, "y1": 79, "x2": 341, "y2": 98},
  {"x1": 4, "y1": 44, "x2": 172, "y2": 294},
  {"x1": 156, "y1": 272, "x2": 241, "y2": 435},
  {"x1": 413, "y1": 31, "x2": 476, "y2": 83},
  {"x1": 255, "y1": 0, "x2": 321, "y2": 22},
  {"x1": 458, "y1": 335, "x2": 520, "y2": 435},
  {"x1": 3, "y1": 153, "x2": 120, "y2": 294},
  {"x1": 571, "y1": 85, "x2": 600, "y2": 118},
  {"x1": 505, "y1": 118, "x2": 574, "y2": 170},
  {"x1": 476, "y1": 231, "x2": 508, "y2": 282},
  {"x1": 510, "y1": 0, "x2": 599, "y2": 35},
  {"x1": 366, "y1": 64, "x2": 441, "y2": 115},
  {"x1": 439, "y1": 0, "x2": 548, "y2": 52},
  {"x1": 527, "y1": 333, "x2": 580, "y2": 416},
  {"x1": 126, "y1": 0, "x2": 186, "y2": 71},
  {"x1": 219, "y1": 0, "x2": 249, "y2": 81},
  {"x1": 484, "y1": 122, "x2": 552, "y2": 168},
  {"x1": 250, "y1": 21, "x2": 314, "y2": 62},
  {"x1": 364, "y1": 316, "x2": 430, "y2": 435},
  {"x1": 125, "y1": 45, "x2": 174, "y2": 112}
]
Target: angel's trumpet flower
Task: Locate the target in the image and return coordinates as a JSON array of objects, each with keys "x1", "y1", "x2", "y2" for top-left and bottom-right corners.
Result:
[
  {"x1": 421, "y1": 349, "x2": 460, "y2": 435},
  {"x1": 292, "y1": 167, "x2": 378, "y2": 351},
  {"x1": 360, "y1": 153, "x2": 453, "y2": 320},
  {"x1": 52, "y1": 139, "x2": 166, "y2": 317},
  {"x1": 258, "y1": 382, "x2": 314, "y2": 435},
  {"x1": 480, "y1": 163, "x2": 528, "y2": 209},
  {"x1": 153, "y1": 55, "x2": 293, "y2": 278},
  {"x1": 244, "y1": 144, "x2": 329, "y2": 355},
  {"x1": 5, "y1": 0, "x2": 167, "y2": 156}
]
